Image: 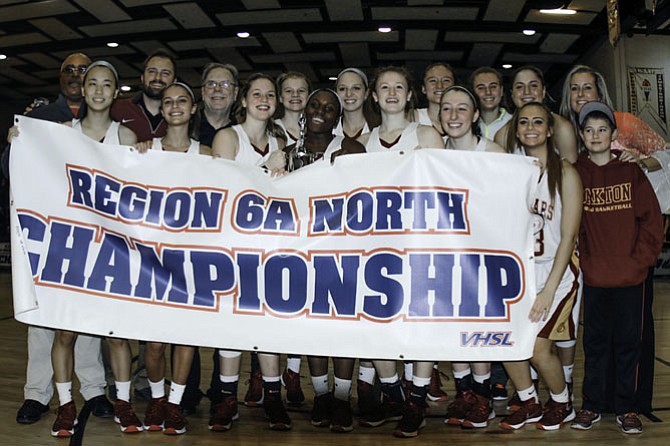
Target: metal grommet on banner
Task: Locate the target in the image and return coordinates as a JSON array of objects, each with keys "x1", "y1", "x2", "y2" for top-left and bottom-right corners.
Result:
[{"x1": 108, "y1": 331, "x2": 114, "y2": 336}]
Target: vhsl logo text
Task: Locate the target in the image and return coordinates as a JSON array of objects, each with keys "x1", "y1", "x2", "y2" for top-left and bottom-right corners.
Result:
[{"x1": 461, "y1": 332, "x2": 514, "y2": 347}]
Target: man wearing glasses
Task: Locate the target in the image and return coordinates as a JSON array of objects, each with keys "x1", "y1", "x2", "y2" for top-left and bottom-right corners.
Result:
[
  {"x1": 111, "y1": 49, "x2": 176, "y2": 142},
  {"x1": 192, "y1": 62, "x2": 239, "y2": 148},
  {"x1": 6, "y1": 52, "x2": 116, "y2": 425}
]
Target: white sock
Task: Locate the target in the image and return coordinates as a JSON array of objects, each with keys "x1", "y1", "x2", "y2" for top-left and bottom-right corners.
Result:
[
  {"x1": 56, "y1": 382, "x2": 73, "y2": 406},
  {"x1": 286, "y1": 357, "x2": 301, "y2": 374},
  {"x1": 358, "y1": 364, "x2": 376, "y2": 385},
  {"x1": 149, "y1": 379, "x2": 165, "y2": 399},
  {"x1": 115, "y1": 380, "x2": 131, "y2": 403},
  {"x1": 219, "y1": 374, "x2": 239, "y2": 383},
  {"x1": 333, "y1": 377, "x2": 352, "y2": 401},
  {"x1": 453, "y1": 368, "x2": 471, "y2": 380},
  {"x1": 262, "y1": 375, "x2": 281, "y2": 383},
  {"x1": 473, "y1": 372, "x2": 491, "y2": 384},
  {"x1": 403, "y1": 362, "x2": 413, "y2": 380},
  {"x1": 311, "y1": 374, "x2": 329, "y2": 396},
  {"x1": 379, "y1": 373, "x2": 400, "y2": 385},
  {"x1": 551, "y1": 386, "x2": 570, "y2": 404},
  {"x1": 518, "y1": 385, "x2": 538, "y2": 403},
  {"x1": 563, "y1": 364, "x2": 574, "y2": 383},
  {"x1": 530, "y1": 366, "x2": 539, "y2": 381},
  {"x1": 412, "y1": 375, "x2": 431, "y2": 387},
  {"x1": 168, "y1": 382, "x2": 186, "y2": 405}
]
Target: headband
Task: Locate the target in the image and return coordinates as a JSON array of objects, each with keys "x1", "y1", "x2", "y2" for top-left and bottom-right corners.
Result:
[
  {"x1": 443, "y1": 85, "x2": 479, "y2": 110},
  {"x1": 164, "y1": 81, "x2": 196, "y2": 102},
  {"x1": 336, "y1": 67, "x2": 368, "y2": 89},
  {"x1": 85, "y1": 60, "x2": 119, "y2": 84},
  {"x1": 306, "y1": 88, "x2": 344, "y2": 117}
]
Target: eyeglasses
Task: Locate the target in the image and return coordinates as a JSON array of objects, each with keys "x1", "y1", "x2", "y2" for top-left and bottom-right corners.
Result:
[
  {"x1": 61, "y1": 65, "x2": 88, "y2": 75},
  {"x1": 203, "y1": 80, "x2": 236, "y2": 90}
]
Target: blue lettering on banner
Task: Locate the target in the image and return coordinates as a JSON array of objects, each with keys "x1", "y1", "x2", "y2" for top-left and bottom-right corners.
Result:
[
  {"x1": 460, "y1": 332, "x2": 515, "y2": 347},
  {"x1": 67, "y1": 166, "x2": 227, "y2": 232},
  {"x1": 309, "y1": 187, "x2": 469, "y2": 236},
  {"x1": 232, "y1": 192, "x2": 298, "y2": 235},
  {"x1": 18, "y1": 211, "x2": 523, "y2": 320}
]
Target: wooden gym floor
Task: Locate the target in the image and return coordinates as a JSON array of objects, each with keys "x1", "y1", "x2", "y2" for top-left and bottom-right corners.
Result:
[{"x1": 1, "y1": 270, "x2": 668, "y2": 445}]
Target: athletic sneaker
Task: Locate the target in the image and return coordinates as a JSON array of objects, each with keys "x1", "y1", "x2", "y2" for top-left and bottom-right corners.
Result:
[
  {"x1": 492, "y1": 383, "x2": 508, "y2": 401},
  {"x1": 330, "y1": 397, "x2": 354, "y2": 433},
  {"x1": 359, "y1": 399, "x2": 404, "y2": 427},
  {"x1": 536, "y1": 398, "x2": 575, "y2": 431},
  {"x1": 244, "y1": 369, "x2": 264, "y2": 407},
  {"x1": 506, "y1": 391, "x2": 522, "y2": 411},
  {"x1": 616, "y1": 412, "x2": 643, "y2": 434},
  {"x1": 571, "y1": 409, "x2": 601, "y2": 430},
  {"x1": 264, "y1": 396, "x2": 292, "y2": 431},
  {"x1": 444, "y1": 390, "x2": 477, "y2": 425},
  {"x1": 163, "y1": 402, "x2": 186, "y2": 435},
  {"x1": 143, "y1": 396, "x2": 166, "y2": 432},
  {"x1": 427, "y1": 367, "x2": 449, "y2": 402},
  {"x1": 282, "y1": 369, "x2": 305, "y2": 406},
  {"x1": 356, "y1": 381, "x2": 380, "y2": 418},
  {"x1": 113, "y1": 400, "x2": 143, "y2": 433},
  {"x1": 393, "y1": 400, "x2": 426, "y2": 438},
  {"x1": 311, "y1": 393, "x2": 333, "y2": 427},
  {"x1": 209, "y1": 395, "x2": 239, "y2": 432},
  {"x1": 51, "y1": 401, "x2": 78, "y2": 438},
  {"x1": 499, "y1": 399, "x2": 542, "y2": 430},
  {"x1": 461, "y1": 393, "x2": 495, "y2": 429}
]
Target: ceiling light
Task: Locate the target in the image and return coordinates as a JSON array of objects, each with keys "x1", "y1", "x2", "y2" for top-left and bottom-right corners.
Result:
[
  {"x1": 0, "y1": 54, "x2": 7, "y2": 60},
  {"x1": 502, "y1": 64, "x2": 513, "y2": 69},
  {"x1": 522, "y1": 29, "x2": 536, "y2": 36},
  {"x1": 539, "y1": 8, "x2": 577, "y2": 15},
  {"x1": 120, "y1": 85, "x2": 131, "y2": 92},
  {"x1": 378, "y1": 26, "x2": 392, "y2": 33},
  {"x1": 107, "y1": 42, "x2": 119, "y2": 48},
  {"x1": 328, "y1": 76, "x2": 337, "y2": 81},
  {"x1": 237, "y1": 31, "x2": 250, "y2": 38}
]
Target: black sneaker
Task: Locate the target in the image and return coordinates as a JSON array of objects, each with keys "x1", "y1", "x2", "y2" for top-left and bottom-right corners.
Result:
[
  {"x1": 311, "y1": 393, "x2": 333, "y2": 427},
  {"x1": 392, "y1": 401, "x2": 426, "y2": 438},
  {"x1": 330, "y1": 398, "x2": 353, "y2": 433},
  {"x1": 359, "y1": 400, "x2": 403, "y2": 427},
  {"x1": 87, "y1": 394, "x2": 114, "y2": 418},
  {"x1": 264, "y1": 397, "x2": 292, "y2": 431},
  {"x1": 16, "y1": 399, "x2": 49, "y2": 424}
]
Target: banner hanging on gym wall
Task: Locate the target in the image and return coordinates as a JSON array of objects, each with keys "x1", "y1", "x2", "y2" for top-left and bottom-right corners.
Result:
[{"x1": 10, "y1": 116, "x2": 540, "y2": 361}]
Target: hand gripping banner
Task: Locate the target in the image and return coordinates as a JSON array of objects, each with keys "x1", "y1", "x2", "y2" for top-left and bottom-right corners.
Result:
[{"x1": 10, "y1": 116, "x2": 540, "y2": 361}]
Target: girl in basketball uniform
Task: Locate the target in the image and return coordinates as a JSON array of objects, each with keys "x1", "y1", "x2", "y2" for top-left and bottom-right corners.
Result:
[
  {"x1": 50, "y1": 60, "x2": 141, "y2": 437},
  {"x1": 499, "y1": 102, "x2": 582, "y2": 431},
  {"x1": 141, "y1": 82, "x2": 205, "y2": 436},
  {"x1": 439, "y1": 85, "x2": 504, "y2": 430},
  {"x1": 275, "y1": 71, "x2": 311, "y2": 146},
  {"x1": 334, "y1": 67, "x2": 380, "y2": 139},
  {"x1": 357, "y1": 66, "x2": 443, "y2": 438},
  {"x1": 282, "y1": 88, "x2": 365, "y2": 432},
  {"x1": 494, "y1": 66, "x2": 577, "y2": 163},
  {"x1": 211, "y1": 73, "x2": 291, "y2": 431}
]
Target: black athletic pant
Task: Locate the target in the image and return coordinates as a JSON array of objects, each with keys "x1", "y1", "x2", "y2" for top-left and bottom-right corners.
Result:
[{"x1": 581, "y1": 282, "x2": 645, "y2": 415}]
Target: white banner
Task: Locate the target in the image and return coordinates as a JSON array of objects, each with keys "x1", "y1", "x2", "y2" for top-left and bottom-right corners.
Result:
[{"x1": 11, "y1": 116, "x2": 540, "y2": 361}]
